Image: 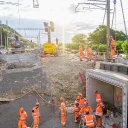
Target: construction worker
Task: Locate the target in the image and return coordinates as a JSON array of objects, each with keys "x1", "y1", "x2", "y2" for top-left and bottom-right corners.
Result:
[
  {"x1": 95, "y1": 102, "x2": 104, "y2": 128},
  {"x1": 74, "y1": 96, "x2": 80, "y2": 123},
  {"x1": 110, "y1": 36, "x2": 116, "y2": 58},
  {"x1": 18, "y1": 107, "x2": 27, "y2": 128},
  {"x1": 32, "y1": 101, "x2": 40, "y2": 128},
  {"x1": 94, "y1": 91, "x2": 102, "y2": 107},
  {"x1": 82, "y1": 108, "x2": 95, "y2": 128},
  {"x1": 79, "y1": 102, "x2": 93, "y2": 115},
  {"x1": 79, "y1": 45, "x2": 84, "y2": 61},
  {"x1": 85, "y1": 46, "x2": 92, "y2": 61},
  {"x1": 78, "y1": 93, "x2": 86, "y2": 109},
  {"x1": 60, "y1": 97, "x2": 66, "y2": 126}
]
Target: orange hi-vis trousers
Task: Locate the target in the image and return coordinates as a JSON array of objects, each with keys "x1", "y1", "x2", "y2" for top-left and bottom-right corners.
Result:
[
  {"x1": 33, "y1": 117, "x2": 40, "y2": 128},
  {"x1": 18, "y1": 120, "x2": 26, "y2": 128},
  {"x1": 61, "y1": 113, "x2": 66, "y2": 126}
]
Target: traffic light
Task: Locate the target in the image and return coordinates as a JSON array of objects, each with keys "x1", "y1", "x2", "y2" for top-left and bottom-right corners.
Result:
[
  {"x1": 50, "y1": 21, "x2": 54, "y2": 32},
  {"x1": 44, "y1": 22, "x2": 48, "y2": 32}
]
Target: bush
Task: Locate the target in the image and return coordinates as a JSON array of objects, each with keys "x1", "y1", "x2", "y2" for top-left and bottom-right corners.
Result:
[
  {"x1": 122, "y1": 41, "x2": 128, "y2": 54},
  {"x1": 91, "y1": 44, "x2": 98, "y2": 51},
  {"x1": 98, "y1": 44, "x2": 107, "y2": 52},
  {"x1": 116, "y1": 41, "x2": 123, "y2": 53}
]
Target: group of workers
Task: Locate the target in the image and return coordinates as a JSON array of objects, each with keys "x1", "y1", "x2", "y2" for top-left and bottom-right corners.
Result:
[
  {"x1": 18, "y1": 102, "x2": 40, "y2": 128},
  {"x1": 18, "y1": 91, "x2": 103, "y2": 128},
  {"x1": 79, "y1": 36, "x2": 116, "y2": 61},
  {"x1": 79, "y1": 45, "x2": 92, "y2": 61},
  {"x1": 60, "y1": 91, "x2": 104, "y2": 128}
]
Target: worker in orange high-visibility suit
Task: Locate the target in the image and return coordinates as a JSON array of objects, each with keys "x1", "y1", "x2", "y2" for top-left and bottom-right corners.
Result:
[
  {"x1": 85, "y1": 47, "x2": 92, "y2": 61},
  {"x1": 79, "y1": 102, "x2": 93, "y2": 115},
  {"x1": 79, "y1": 46, "x2": 84, "y2": 61},
  {"x1": 32, "y1": 102, "x2": 40, "y2": 128},
  {"x1": 18, "y1": 107, "x2": 27, "y2": 128},
  {"x1": 78, "y1": 93, "x2": 86, "y2": 109},
  {"x1": 95, "y1": 102, "x2": 104, "y2": 128},
  {"x1": 94, "y1": 91, "x2": 102, "y2": 107},
  {"x1": 110, "y1": 36, "x2": 116, "y2": 58},
  {"x1": 88, "y1": 48, "x2": 93, "y2": 61},
  {"x1": 74, "y1": 96, "x2": 80, "y2": 123},
  {"x1": 60, "y1": 97, "x2": 67, "y2": 126},
  {"x1": 82, "y1": 108, "x2": 95, "y2": 128}
]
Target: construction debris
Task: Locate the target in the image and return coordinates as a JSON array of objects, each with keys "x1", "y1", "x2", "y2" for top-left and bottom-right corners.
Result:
[{"x1": 40, "y1": 54, "x2": 95, "y2": 101}]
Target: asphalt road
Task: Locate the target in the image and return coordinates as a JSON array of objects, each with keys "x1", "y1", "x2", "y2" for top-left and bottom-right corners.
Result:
[{"x1": 0, "y1": 93, "x2": 79, "y2": 128}]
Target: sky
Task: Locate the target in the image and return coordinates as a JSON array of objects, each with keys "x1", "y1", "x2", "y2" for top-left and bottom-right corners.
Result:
[{"x1": 0, "y1": 0, "x2": 128, "y2": 43}]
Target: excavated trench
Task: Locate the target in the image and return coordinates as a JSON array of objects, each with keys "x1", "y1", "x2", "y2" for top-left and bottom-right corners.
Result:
[{"x1": 0, "y1": 53, "x2": 79, "y2": 128}]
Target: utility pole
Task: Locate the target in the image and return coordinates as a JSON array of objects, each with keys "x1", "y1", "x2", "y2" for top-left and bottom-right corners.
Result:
[
  {"x1": 120, "y1": 0, "x2": 128, "y2": 41},
  {"x1": 0, "y1": 20, "x2": 2, "y2": 47},
  {"x1": 44, "y1": 21, "x2": 54, "y2": 43},
  {"x1": 38, "y1": 31, "x2": 40, "y2": 45},
  {"x1": 48, "y1": 27, "x2": 51, "y2": 43},
  {"x1": 106, "y1": 0, "x2": 110, "y2": 59}
]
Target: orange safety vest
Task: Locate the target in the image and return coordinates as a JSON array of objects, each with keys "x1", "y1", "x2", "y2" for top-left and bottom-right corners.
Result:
[
  {"x1": 19, "y1": 111, "x2": 27, "y2": 121},
  {"x1": 74, "y1": 100, "x2": 79, "y2": 112},
  {"x1": 96, "y1": 106, "x2": 103, "y2": 116},
  {"x1": 83, "y1": 115, "x2": 94, "y2": 127},
  {"x1": 61, "y1": 102, "x2": 66, "y2": 114},
  {"x1": 32, "y1": 107, "x2": 40, "y2": 118},
  {"x1": 96, "y1": 93, "x2": 102, "y2": 103},
  {"x1": 110, "y1": 39, "x2": 116, "y2": 48},
  {"x1": 79, "y1": 98, "x2": 85, "y2": 108},
  {"x1": 79, "y1": 47, "x2": 84, "y2": 56},
  {"x1": 79, "y1": 106, "x2": 93, "y2": 114}
]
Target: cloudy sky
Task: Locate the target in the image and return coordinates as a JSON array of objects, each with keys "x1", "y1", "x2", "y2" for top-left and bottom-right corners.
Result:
[{"x1": 0, "y1": 0, "x2": 128, "y2": 43}]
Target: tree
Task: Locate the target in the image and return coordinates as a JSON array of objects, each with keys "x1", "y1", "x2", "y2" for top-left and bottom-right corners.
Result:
[
  {"x1": 72, "y1": 34, "x2": 87, "y2": 44},
  {"x1": 87, "y1": 25, "x2": 126, "y2": 45}
]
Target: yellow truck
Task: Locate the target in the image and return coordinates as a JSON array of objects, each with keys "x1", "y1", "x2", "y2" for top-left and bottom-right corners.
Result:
[{"x1": 43, "y1": 43, "x2": 58, "y2": 56}]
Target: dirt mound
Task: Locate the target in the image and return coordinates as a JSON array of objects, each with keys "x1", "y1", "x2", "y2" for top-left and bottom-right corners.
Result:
[{"x1": 40, "y1": 55, "x2": 95, "y2": 101}]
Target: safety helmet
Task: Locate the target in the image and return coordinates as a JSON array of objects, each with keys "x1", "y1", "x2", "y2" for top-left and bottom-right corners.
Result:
[
  {"x1": 85, "y1": 108, "x2": 89, "y2": 113},
  {"x1": 60, "y1": 97, "x2": 64, "y2": 102},
  {"x1": 20, "y1": 107, "x2": 24, "y2": 112},
  {"x1": 35, "y1": 101, "x2": 40, "y2": 106},
  {"x1": 78, "y1": 93, "x2": 83, "y2": 97}
]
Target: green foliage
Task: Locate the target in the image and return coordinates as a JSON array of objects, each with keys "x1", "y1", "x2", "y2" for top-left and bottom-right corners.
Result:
[
  {"x1": 87, "y1": 25, "x2": 126, "y2": 44},
  {"x1": 122, "y1": 41, "x2": 128, "y2": 54},
  {"x1": 98, "y1": 44, "x2": 107, "y2": 52},
  {"x1": 65, "y1": 42, "x2": 80, "y2": 50},
  {"x1": 116, "y1": 41, "x2": 123, "y2": 53},
  {"x1": 72, "y1": 34, "x2": 87, "y2": 44},
  {"x1": 91, "y1": 44, "x2": 99, "y2": 50}
]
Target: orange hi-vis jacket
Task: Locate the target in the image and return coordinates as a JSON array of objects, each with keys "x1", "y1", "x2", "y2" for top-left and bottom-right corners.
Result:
[
  {"x1": 74, "y1": 100, "x2": 80, "y2": 112},
  {"x1": 79, "y1": 98, "x2": 85, "y2": 108},
  {"x1": 61, "y1": 102, "x2": 66, "y2": 114},
  {"x1": 79, "y1": 47, "x2": 84, "y2": 57},
  {"x1": 96, "y1": 106, "x2": 103, "y2": 116},
  {"x1": 32, "y1": 107, "x2": 40, "y2": 119},
  {"x1": 19, "y1": 111, "x2": 27, "y2": 121},
  {"x1": 79, "y1": 106, "x2": 93, "y2": 114},
  {"x1": 96, "y1": 93, "x2": 102, "y2": 103},
  {"x1": 110, "y1": 39, "x2": 116, "y2": 49},
  {"x1": 83, "y1": 115, "x2": 94, "y2": 127}
]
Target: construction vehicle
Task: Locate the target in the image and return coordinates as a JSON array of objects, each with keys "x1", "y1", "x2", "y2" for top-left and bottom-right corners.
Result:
[
  {"x1": 43, "y1": 42, "x2": 58, "y2": 56},
  {"x1": 86, "y1": 62, "x2": 128, "y2": 128},
  {"x1": 10, "y1": 36, "x2": 25, "y2": 54}
]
